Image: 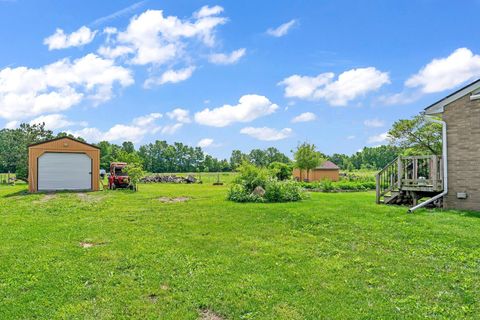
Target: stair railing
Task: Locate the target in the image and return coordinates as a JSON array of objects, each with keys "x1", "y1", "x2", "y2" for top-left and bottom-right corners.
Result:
[{"x1": 376, "y1": 157, "x2": 400, "y2": 204}]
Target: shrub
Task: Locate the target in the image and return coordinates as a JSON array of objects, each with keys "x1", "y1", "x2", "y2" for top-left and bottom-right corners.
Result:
[
  {"x1": 318, "y1": 179, "x2": 334, "y2": 192},
  {"x1": 227, "y1": 184, "x2": 265, "y2": 203},
  {"x1": 268, "y1": 162, "x2": 292, "y2": 181},
  {"x1": 298, "y1": 179, "x2": 376, "y2": 192},
  {"x1": 228, "y1": 162, "x2": 304, "y2": 203},
  {"x1": 234, "y1": 162, "x2": 270, "y2": 192}
]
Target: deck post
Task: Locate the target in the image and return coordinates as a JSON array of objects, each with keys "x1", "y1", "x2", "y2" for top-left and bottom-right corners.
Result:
[
  {"x1": 397, "y1": 157, "x2": 402, "y2": 189},
  {"x1": 431, "y1": 155, "x2": 438, "y2": 190},
  {"x1": 376, "y1": 173, "x2": 380, "y2": 204}
]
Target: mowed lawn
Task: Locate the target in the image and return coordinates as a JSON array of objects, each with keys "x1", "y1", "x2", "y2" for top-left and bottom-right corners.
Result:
[{"x1": 1, "y1": 183, "x2": 479, "y2": 319}]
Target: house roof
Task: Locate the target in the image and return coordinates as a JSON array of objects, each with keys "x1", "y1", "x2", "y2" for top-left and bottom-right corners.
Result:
[
  {"x1": 315, "y1": 160, "x2": 340, "y2": 170},
  {"x1": 28, "y1": 136, "x2": 100, "y2": 150},
  {"x1": 424, "y1": 78, "x2": 480, "y2": 115}
]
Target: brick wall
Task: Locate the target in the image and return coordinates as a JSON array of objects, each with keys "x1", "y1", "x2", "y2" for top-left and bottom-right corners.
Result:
[{"x1": 443, "y1": 94, "x2": 480, "y2": 211}]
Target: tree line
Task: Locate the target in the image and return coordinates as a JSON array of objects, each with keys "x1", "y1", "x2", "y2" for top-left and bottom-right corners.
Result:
[{"x1": 0, "y1": 116, "x2": 441, "y2": 178}]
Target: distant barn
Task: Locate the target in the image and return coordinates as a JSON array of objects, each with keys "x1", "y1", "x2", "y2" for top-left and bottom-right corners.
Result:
[{"x1": 293, "y1": 160, "x2": 340, "y2": 182}]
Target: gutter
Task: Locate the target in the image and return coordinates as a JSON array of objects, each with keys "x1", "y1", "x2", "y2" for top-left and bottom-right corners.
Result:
[{"x1": 408, "y1": 115, "x2": 448, "y2": 213}]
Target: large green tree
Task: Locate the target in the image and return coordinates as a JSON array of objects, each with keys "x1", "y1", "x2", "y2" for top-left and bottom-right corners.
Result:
[
  {"x1": 293, "y1": 142, "x2": 323, "y2": 181},
  {"x1": 0, "y1": 123, "x2": 54, "y2": 179},
  {"x1": 388, "y1": 115, "x2": 442, "y2": 155}
]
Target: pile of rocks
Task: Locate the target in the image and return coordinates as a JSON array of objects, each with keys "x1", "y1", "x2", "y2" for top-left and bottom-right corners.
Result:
[{"x1": 140, "y1": 174, "x2": 197, "y2": 184}]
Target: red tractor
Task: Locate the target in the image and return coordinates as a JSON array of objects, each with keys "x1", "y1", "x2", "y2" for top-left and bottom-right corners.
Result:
[{"x1": 108, "y1": 162, "x2": 133, "y2": 190}]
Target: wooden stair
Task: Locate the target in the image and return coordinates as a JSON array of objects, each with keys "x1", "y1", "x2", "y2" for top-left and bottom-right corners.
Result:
[{"x1": 376, "y1": 155, "x2": 444, "y2": 207}]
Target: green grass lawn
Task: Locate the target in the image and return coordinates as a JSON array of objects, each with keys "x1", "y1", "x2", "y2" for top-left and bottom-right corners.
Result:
[{"x1": 1, "y1": 183, "x2": 479, "y2": 319}]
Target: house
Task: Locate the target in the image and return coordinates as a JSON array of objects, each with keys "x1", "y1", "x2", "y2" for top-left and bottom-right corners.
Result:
[
  {"x1": 28, "y1": 137, "x2": 100, "y2": 192},
  {"x1": 293, "y1": 160, "x2": 340, "y2": 182},
  {"x1": 376, "y1": 79, "x2": 480, "y2": 211}
]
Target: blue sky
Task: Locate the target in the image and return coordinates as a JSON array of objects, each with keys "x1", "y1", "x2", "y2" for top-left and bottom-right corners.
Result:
[{"x1": 1, "y1": 0, "x2": 479, "y2": 159}]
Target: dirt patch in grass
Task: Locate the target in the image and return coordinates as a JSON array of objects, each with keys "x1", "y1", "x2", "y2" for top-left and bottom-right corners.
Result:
[
  {"x1": 147, "y1": 293, "x2": 158, "y2": 303},
  {"x1": 198, "y1": 308, "x2": 225, "y2": 320},
  {"x1": 158, "y1": 196, "x2": 190, "y2": 203},
  {"x1": 79, "y1": 241, "x2": 107, "y2": 248},
  {"x1": 34, "y1": 193, "x2": 57, "y2": 203}
]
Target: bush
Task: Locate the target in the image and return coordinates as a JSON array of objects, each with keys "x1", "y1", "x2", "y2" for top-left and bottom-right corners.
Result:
[
  {"x1": 227, "y1": 184, "x2": 264, "y2": 203},
  {"x1": 268, "y1": 162, "x2": 292, "y2": 181},
  {"x1": 298, "y1": 179, "x2": 376, "y2": 192},
  {"x1": 228, "y1": 162, "x2": 304, "y2": 203},
  {"x1": 318, "y1": 179, "x2": 334, "y2": 192},
  {"x1": 233, "y1": 161, "x2": 270, "y2": 192}
]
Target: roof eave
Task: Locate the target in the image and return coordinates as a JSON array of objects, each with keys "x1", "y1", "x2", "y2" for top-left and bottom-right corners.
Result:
[{"x1": 424, "y1": 78, "x2": 480, "y2": 115}]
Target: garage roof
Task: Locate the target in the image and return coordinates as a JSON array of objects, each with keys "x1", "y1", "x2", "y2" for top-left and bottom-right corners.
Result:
[{"x1": 28, "y1": 136, "x2": 100, "y2": 149}]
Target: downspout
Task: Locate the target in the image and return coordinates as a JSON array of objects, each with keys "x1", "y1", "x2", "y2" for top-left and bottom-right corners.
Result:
[{"x1": 408, "y1": 115, "x2": 448, "y2": 212}]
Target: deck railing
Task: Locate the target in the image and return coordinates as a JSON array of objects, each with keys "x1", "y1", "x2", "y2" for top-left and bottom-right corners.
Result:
[{"x1": 376, "y1": 155, "x2": 443, "y2": 204}]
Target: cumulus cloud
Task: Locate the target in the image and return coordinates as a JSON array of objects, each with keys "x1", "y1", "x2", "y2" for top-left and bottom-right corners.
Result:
[
  {"x1": 279, "y1": 67, "x2": 390, "y2": 106},
  {"x1": 406, "y1": 48, "x2": 480, "y2": 93},
  {"x1": 29, "y1": 114, "x2": 87, "y2": 130},
  {"x1": 144, "y1": 66, "x2": 195, "y2": 87},
  {"x1": 378, "y1": 90, "x2": 422, "y2": 106},
  {"x1": 194, "y1": 5, "x2": 224, "y2": 18},
  {"x1": 266, "y1": 19, "x2": 297, "y2": 37},
  {"x1": 197, "y1": 138, "x2": 214, "y2": 148},
  {"x1": 69, "y1": 112, "x2": 161, "y2": 142},
  {"x1": 161, "y1": 123, "x2": 183, "y2": 135},
  {"x1": 364, "y1": 118, "x2": 385, "y2": 128},
  {"x1": 103, "y1": 7, "x2": 226, "y2": 66},
  {"x1": 291, "y1": 112, "x2": 316, "y2": 123},
  {"x1": 208, "y1": 48, "x2": 246, "y2": 65},
  {"x1": 132, "y1": 112, "x2": 162, "y2": 126},
  {"x1": 44, "y1": 26, "x2": 97, "y2": 50},
  {"x1": 166, "y1": 108, "x2": 191, "y2": 123},
  {"x1": 194, "y1": 94, "x2": 278, "y2": 127},
  {"x1": 4, "y1": 120, "x2": 19, "y2": 129},
  {"x1": 0, "y1": 53, "x2": 133, "y2": 120},
  {"x1": 240, "y1": 127, "x2": 292, "y2": 141},
  {"x1": 367, "y1": 132, "x2": 389, "y2": 144}
]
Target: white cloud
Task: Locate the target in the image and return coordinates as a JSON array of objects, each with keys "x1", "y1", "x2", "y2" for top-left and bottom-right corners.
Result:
[
  {"x1": 0, "y1": 53, "x2": 133, "y2": 120},
  {"x1": 161, "y1": 123, "x2": 183, "y2": 135},
  {"x1": 29, "y1": 114, "x2": 87, "y2": 130},
  {"x1": 266, "y1": 19, "x2": 297, "y2": 37},
  {"x1": 240, "y1": 127, "x2": 292, "y2": 141},
  {"x1": 406, "y1": 48, "x2": 480, "y2": 93},
  {"x1": 367, "y1": 132, "x2": 389, "y2": 144},
  {"x1": 44, "y1": 26, "x2": 97, "y2": 50},
  {"x1": 106, "y1": 7, "x2": 226, "y2": 66},
  {"x1": 378, "y1": 91, "x2": 422, "y2": 106},
  {"x1": 91, "y1": 1, "x2": 147, "y2": 27},
  {"x1": 347, "y1": 135, "x2": 356, "y2": 140},
  {"x1": 279, "y1": 67, "x2": 390, "y2": 106},
  {"x1": 144, "y1": 66, "x2": 195, "y2": 87},
  {"x1": 194, "y1": 94, "x2": 278, "y2": 127},
  {"x1": 69, "y1": 112, "x2": 161, "y2": 143},
  {"x1": 364, "y1": 118, "x2": 385, "y2": 128},
  {"x1": 197, "y1": 138, "x2": 214, "y2": 148},
  {"x1": 194, "y1": 5, "x2": 224, "y2": 18},
  {"x1": 4, "y1": 120, "x2": 18, "y2": 129},
  {"x1": 132, "y1": 112, "x2": 162, "y2": 126},
  {"x1": 97, "y1": 45, "x2": 134, "y2": 59},
  {"x1": 166, "y1": 108, "x2": 191, "y2": 123},
  {"x1": 208, "y1": 48, "x2": 246, "y2": 65},
  {"x1": 291, "y1": 112, "x2": 316, "y2": 123}
]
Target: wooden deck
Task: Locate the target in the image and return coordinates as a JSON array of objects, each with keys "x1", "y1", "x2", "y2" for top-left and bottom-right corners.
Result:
[{"x1": 376, "y1": 155, "x2": 443, "y2": 205}]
